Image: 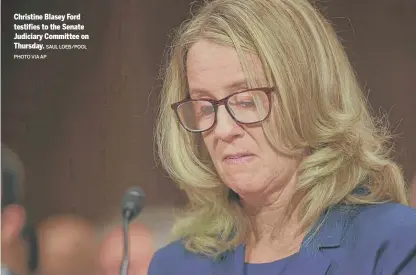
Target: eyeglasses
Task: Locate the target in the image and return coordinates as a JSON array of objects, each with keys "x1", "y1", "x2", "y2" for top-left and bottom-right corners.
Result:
[{"x1": 171, "y1": 87, "x2": 273, "y2": 133}]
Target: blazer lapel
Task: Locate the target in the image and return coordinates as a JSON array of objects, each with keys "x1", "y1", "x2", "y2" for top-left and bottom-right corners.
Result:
[
  {"x1": 213, "y1": 205, "x2": 354, "y2": 275},
  {"x1": 283, "y1": 205, "x2": 353, "y2": 275}
]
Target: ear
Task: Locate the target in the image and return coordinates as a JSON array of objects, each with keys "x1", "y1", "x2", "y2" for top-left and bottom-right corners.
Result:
[{"x1": 1, "y1": 204, "x2": 26, "y2": 242}]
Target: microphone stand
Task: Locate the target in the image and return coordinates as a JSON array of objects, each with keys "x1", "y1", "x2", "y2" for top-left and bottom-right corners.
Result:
[
  {"x1": 119, "y1": 186, "x2": 145, "y2": 275},
  {"x1": 120, "y1": 209, "x2": 132, "y2": 275}
]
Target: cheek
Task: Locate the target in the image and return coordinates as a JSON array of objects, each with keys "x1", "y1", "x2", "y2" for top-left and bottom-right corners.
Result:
[{"x1": 264, "y1": 154, "x2": 301, "y2": 185}]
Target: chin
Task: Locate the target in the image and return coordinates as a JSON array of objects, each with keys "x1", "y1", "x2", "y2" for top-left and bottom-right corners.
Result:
[{"x1": 222, "y1": 176, "x2": 259, "y2": 194}]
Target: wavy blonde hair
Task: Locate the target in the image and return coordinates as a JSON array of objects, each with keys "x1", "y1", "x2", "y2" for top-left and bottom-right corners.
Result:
[{"x1": 155, "y1": 0, "x2": 409, "y2": 257}]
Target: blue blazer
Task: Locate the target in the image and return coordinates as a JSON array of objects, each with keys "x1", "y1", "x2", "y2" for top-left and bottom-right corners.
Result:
[{"x1": 149, "y1": 203, "x2": 416, "y2": 274}]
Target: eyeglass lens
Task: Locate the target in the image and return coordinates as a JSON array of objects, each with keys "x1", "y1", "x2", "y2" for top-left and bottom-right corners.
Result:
[{"x1": 176, "y1": 89, "x2": 270, "y2": 132}]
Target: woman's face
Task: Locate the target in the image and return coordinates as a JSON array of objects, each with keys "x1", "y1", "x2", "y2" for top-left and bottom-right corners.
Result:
[{"x1": 186, "y1": 40, "x2": 301, "y2": 203}]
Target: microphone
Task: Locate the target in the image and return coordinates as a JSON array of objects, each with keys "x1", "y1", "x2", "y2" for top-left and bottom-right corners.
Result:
[{"x1": 120, "y1": 186, "x2": 146, "y2": 275}]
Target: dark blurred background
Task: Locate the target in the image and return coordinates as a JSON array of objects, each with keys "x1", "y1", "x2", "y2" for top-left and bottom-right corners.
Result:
[{"x1": 2, "y1": 0, "x2": 416, "y2": 229}]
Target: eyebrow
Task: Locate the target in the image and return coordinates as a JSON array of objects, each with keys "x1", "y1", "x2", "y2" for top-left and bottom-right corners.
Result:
[
  {"x1": 189, "y1": 79, "x2": 249, "y2": 98},
  {"x1": 226, "y1": 79, "x2": 248, "y2": 90}
]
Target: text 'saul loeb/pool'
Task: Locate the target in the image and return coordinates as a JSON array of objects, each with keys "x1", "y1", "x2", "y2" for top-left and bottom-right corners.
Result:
[{"x1": 13, "y1": 13, "x2": 90, "y2": 60}]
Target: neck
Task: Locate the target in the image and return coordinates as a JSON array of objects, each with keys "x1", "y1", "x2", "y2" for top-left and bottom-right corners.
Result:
[
  {"x1": 243, "y1": 172, "x2": 302, "y2": 236},
  {"x1": 241, "y1": 173, "x2": 305, "y2": 261}
]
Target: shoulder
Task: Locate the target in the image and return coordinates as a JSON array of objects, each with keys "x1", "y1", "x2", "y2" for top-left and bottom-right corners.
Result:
[
  {"x1": 342, "y1": 203, "x2": 416, "y2": 274},
  {"x1": 350, "y1": 203, "x2": 416, "y2": 233},
  {"x1": 148, "y1": 240, "x2": 214, "y2": 275},
  {"x1": 319, "y1": 202, "x2": 416, "y2": 246},
  {"x1": 148, "y1": 241, "x2": 180, "y2": 275},
  {"x1": 150, "y1": 240, "x2": 186, "y2": 263}
]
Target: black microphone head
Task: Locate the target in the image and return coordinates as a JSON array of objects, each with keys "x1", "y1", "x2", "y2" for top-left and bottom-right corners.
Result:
[{"x1": 121, "y1": 186, "x2": 145, "y2": 222}]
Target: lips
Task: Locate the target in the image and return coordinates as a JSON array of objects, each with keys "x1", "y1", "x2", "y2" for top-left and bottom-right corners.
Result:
[{"x1": 222, "y1": 152, "x2": 255, "y2": 163}]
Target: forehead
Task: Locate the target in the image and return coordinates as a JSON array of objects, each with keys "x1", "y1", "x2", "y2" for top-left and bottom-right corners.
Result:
[{"x1": 186, "y1": 40, "x2": 267, "y2": 95}]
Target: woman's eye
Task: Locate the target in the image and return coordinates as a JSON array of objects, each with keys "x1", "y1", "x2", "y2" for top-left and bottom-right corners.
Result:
[
  {"x1": 230, "y1": 100, "x2": 255, "y2": 108},
  {"x1": 198, "y1": 105, "x2": 214, "y2": 115}
]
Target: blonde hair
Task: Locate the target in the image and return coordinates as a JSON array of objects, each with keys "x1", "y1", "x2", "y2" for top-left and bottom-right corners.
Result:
[{"x1": 155, "y1": 0, "x2": 408, "y2": 257}]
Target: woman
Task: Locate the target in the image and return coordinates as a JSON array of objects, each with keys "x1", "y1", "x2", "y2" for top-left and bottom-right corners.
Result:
[
  {"x1": 1, "y1": 144, "x2": 34, "y2": 275},
  {"x1": 150, "y1": 0, "x2": 416, "y2": 274}
]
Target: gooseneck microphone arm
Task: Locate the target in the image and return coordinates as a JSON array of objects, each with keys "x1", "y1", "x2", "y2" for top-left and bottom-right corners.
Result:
[
  {"x1": 120, "y1": 209, "x2": 132, "y2": 275},
  {"x1": 119, "y1": 187, "x2": 145, "y2": 275}
]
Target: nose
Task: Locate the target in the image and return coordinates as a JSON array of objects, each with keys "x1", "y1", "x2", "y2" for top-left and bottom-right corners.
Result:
[{"x1": 213, "y1": 105, "x2": 244, "y2": 141}]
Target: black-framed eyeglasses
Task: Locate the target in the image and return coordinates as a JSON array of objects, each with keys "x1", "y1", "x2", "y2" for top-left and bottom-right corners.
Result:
[{"x1": 171, "y1": 87, "x2": 273, "y2": 133}]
